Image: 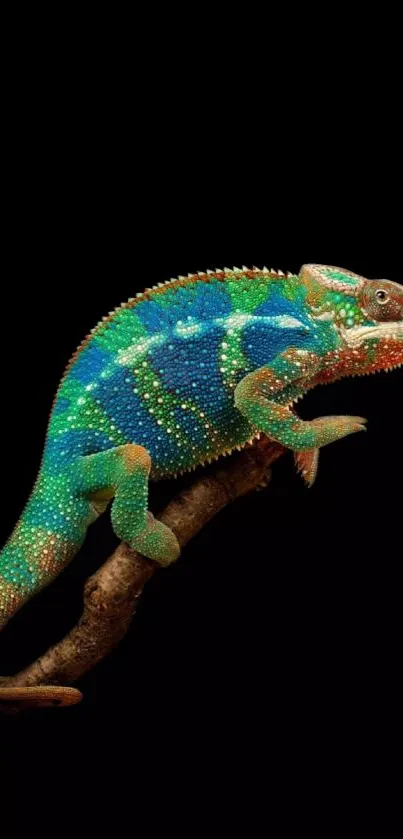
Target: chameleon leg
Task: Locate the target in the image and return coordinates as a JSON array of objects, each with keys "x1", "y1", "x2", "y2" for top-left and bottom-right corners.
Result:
[
  {"x1": 234, "y1": 350, "x2": 367, "y2": 452},
  {"x1": 75, "y1": 444, "x2": 180, "y2": 566}
]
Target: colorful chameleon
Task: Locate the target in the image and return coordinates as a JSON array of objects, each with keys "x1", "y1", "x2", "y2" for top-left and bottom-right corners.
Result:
[{"x1": 1, "y1": 264, "x2": 402, "y2": 703}]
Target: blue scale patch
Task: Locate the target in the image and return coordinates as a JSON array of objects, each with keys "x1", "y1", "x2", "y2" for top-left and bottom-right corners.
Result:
[
  {"x1": 242, "y1": 321, "x2": 313, "y2": 369},
  {"x1": 43, "y1": 428, "x2": 114, "y2": 465},
  {"x1": 23, "y1": 497, "x2": 73, "y2": 532},
  {"x1": 95, "y1": 366, "x2": 179, "y2": 467},
  {"x1": 70, "y1": 343, "x2": 112, "y2": 386},
  {"x1": 190, "y1": 281, "x2": 232, "y2": 320},
  {"x1": 22, "y1": 491, "x2": 91, "y2": 542},
  {"x1": 151, "y1": 326, "x2": 231, "y2": 418},
  {"x1": 135, "y1": 280, "x2": 232, "y2": 334},
  {"x1": 244, "y1": 293, "x2": 314, "y2": 368},
  {"x1": 253, "y1": 290, "x2": 307, "y2": 319},
  {"x1": 171, "y1": 406, "x2": 207, "y2": 451},
  {"x1": 134, "y1": 298, "x2": 170, "y2": 333},
  {"x1": 52, "y1": 397, "x2": 71, "y2": 415}
]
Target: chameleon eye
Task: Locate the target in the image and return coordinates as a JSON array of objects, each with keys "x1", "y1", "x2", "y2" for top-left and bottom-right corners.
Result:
[
  {"x1": 362, "y1": 280, "x2": 403, "y2": 322},
  {"x1": 375, "y1": 289, "x2": 389, "y2": 303}
]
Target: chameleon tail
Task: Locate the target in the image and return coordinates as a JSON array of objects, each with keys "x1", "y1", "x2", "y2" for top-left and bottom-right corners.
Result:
[{"x1": 0, "y1": 468, "x2": 94, "y2": 630}]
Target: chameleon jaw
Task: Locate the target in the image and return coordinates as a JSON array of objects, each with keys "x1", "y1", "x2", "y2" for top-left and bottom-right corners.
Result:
[{"x1": 339, "y1": 321, "x2": 403, "y2": 347}]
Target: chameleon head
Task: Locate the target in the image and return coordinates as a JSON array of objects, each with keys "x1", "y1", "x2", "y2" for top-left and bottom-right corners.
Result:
[{"x1": 300, "y1": 264, "x2": 403, "y2": 376}]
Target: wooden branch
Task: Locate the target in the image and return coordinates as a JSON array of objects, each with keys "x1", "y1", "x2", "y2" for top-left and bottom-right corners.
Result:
[{"x1": 0, "y1": 439, "x2": 285, "y2": 711}]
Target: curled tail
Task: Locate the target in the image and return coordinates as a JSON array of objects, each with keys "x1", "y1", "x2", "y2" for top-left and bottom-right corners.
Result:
[{"x1": 0, "y1": 468, "x2": 94, "y2": 629}]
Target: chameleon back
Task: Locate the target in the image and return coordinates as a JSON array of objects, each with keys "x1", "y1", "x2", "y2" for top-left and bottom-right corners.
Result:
[{"x1": 46, "y1": 270, "x2": 315, "y2": 478}]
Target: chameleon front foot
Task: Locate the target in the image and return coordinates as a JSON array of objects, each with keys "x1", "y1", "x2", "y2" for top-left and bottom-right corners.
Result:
[
  {"x1": 235, "y1": 364, "x2": 368, "y2": 453},
  {"x1": 308, "y1": 415, "x2": 367, "y2": 446},
  {"x1": 293, "y1": 417, "x2": 367, "y2": 486}
]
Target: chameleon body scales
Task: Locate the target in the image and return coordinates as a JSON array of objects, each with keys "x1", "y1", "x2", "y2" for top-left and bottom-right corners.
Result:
[{"x1": 1, "y1": 264, "x2": 402, "y2": 643}]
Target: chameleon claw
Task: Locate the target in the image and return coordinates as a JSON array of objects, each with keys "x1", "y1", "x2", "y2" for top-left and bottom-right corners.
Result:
[{"x1": 294, "y1": 448, "x2": 320, "y2": 487}]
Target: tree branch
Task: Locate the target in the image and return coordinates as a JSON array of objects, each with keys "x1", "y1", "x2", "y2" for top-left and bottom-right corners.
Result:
[{"x1": 0, "y1": 439, "x2": 284, "y2": 710}]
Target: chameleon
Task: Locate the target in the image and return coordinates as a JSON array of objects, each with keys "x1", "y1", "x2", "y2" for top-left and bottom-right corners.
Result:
[{"x1": 0, "y1": 264, "x2": 402, "y2": 705}]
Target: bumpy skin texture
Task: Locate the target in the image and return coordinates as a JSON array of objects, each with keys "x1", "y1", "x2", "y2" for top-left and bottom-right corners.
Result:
[{"x1": 1, "y1": 264, "x2": 402, "y2": 629}]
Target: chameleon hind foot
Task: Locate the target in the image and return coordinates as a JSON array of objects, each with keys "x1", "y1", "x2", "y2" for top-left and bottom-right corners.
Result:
[
  {"x1": 76, "y1": 443, "x2": 180, "y2": 566},
  {"x1": 127, "y1": 511, "x2": 180, "y2": 567}
]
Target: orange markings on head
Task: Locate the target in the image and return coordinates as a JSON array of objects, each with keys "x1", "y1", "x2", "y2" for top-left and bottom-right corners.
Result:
[{"x1": 369, "y1": 337, "x2": 403, "y2": 371}]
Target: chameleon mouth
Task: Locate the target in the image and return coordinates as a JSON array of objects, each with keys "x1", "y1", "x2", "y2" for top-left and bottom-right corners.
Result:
[{"x1": 340, "y1": 321, "x2": 403, "y2": 347}]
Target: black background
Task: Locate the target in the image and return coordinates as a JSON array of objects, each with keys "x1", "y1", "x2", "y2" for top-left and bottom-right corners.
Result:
[{"x1": 0, "y1": 84, "x2": 401, "y2": 833}]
